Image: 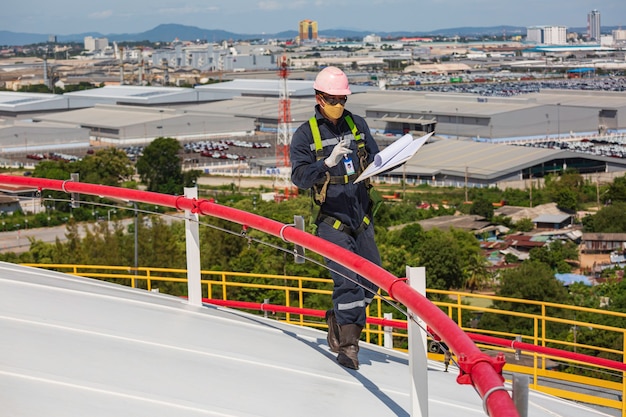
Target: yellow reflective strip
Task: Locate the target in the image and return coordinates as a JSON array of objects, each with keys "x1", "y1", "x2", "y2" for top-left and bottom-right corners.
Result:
[
  {"x1": 344, "y1": 115, "x2": 360, "y2": 141},
  {"x1": 363, "y1": 216, "x2": 370, "y2": 225},
  {"x1": 343, "y1": 175, "x2": 349, "y2": 183},
  {"x1": 333, "y1": 220, "x2": 342, "y2": 229},
  {"x1": 309, "y1": 117, "x2": 323, "y2": 155}
]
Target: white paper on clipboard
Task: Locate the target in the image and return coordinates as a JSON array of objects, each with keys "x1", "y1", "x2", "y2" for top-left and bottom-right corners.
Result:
[{"x1": 355, "y1": 131, "x2": 433, "y2": 183}]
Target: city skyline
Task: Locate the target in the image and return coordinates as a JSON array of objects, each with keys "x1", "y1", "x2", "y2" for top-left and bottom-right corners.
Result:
[{"x1": 6, "y1": 1, "x2": 625, "y2": 37}]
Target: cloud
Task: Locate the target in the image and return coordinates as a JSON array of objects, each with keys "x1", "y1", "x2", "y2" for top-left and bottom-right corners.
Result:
[{"x1": 88, "y1": 10, "x2": 114, "y2": 20}]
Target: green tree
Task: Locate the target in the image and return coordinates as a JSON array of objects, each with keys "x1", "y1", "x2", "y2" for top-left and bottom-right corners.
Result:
[
  {"x1": 32, "y1": 159, "x2": 73, "y2": 180},
  {"x1": 514, "y1": 217, "x2": 535, "y2": 232},
  {"x1": 463, "y1": 252, "x2": 491, "y2": 292},
  {"x1": 76, "y1": 147, "x2": 135, "y2": 186},
  {"x1": 136, "y1": 137, "x2": 184, "y2": 195},
  {"x1": 605, "y1": 175, "x2": 626, "y2": 203},
  {"x1": 584, "y1": 202, "x2": 626, "y2": 232},
  {"x1": 478, "y1": 261, "x2": 569, "y2": 336},
  {"x1": 529, "y1": 240, "x2": 579, "y2": 273},
  {"x1": 470, "y1": 198, "x2": 494, "y2": 220},
  {"x1": 415, "y1": 228, "x2": 465, "y2": 291},
  {"x1": 544, "y1": 170, "x2": 584, "y2": 211}
]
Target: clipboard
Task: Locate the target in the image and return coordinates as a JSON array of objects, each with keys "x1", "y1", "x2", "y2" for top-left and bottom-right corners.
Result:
[{"x1": 355, "y1": 132, "x2": 433, "y2": 183}]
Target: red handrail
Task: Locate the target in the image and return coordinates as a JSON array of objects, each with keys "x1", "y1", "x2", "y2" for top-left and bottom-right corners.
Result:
[
  {"x1": 469, "y1": 333, "x2": 626, "y2": 372},
  {"x1": 207, "y1": 297, "x2": 626, "y2": 374},
  {"x1": 0, "y1": 174, "x2": 519, "y2": 417}
]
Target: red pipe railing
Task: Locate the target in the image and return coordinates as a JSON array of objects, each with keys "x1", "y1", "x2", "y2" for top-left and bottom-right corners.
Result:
[
  {"x1": 207, "y1": 297, "x2": 626, "y2": 374},
  {"x1": 469, "y1": 333, "x2": 626, "y2": 373},
  {"x1": 0, "y1": 174, "x2": 519, "y2": 417}
]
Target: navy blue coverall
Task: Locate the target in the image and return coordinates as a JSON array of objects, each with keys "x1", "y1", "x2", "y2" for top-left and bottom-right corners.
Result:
[{"x1": 290, "y1": 105, "x2": 381, "y2": 327}]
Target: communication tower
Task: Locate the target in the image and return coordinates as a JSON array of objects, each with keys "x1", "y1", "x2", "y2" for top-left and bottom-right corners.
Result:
[{"x1": 275, "y1": 54, "x2": 296, "y2": 200}]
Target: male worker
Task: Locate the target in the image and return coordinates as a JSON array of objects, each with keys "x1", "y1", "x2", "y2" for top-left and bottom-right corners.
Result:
[{"x1": 290, "y1": 66, "x2": 381, "y2": 370}]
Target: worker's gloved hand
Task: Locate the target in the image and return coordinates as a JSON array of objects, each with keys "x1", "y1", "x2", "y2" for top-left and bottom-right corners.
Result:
[{"x1": 324, "y1": 138, "x2": 352, "y2": 168}]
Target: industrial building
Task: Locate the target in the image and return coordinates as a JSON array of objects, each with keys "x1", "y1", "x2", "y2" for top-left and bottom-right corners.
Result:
[
  {"x1": 0, "y1": 80, "x2": 625, "y2": 188},
  {"x1": 151, "y1": 41, "x2": 279, "y2": 73},
  {"x1": 526, "y1": 26, "x2": 568, "y2": 45}
]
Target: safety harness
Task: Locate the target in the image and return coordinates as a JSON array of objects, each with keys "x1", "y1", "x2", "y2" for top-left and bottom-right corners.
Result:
[{"x1": 309, "y1": 115, "x2": 373, "y2": 237}]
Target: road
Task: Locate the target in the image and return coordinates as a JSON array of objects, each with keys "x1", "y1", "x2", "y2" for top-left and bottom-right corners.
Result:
[
  {"x1": 0, "y1": 219, "x2": 134, "y2": 254},
  {"x1": 196, "y1": 175, "x2": 276, "y2": 188}
]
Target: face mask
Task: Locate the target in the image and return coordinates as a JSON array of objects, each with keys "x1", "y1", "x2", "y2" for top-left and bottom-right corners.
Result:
[{"x1": 322, "y1": 102, "x2": 345, "y2": 120}]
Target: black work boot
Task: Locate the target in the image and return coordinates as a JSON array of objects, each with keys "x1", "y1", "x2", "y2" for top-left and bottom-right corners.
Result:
[
  {"x1": 325, "y1": 309, "x2": 340, "y2": 353},
  {"x1": 337, "y1": 324, "x2": 363, "y2": 370}
]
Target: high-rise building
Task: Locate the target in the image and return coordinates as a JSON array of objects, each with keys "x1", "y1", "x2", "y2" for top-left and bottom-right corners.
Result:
[
  {"x1": 299, "y1": 20, "x2": 318, "y2": 42},
  {"x1": 588, "y1": 9, "x2": 601, "y2": 41}
]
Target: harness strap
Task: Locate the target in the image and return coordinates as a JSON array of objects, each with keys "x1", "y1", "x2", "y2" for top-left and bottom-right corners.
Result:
[
  {"x1": 318, "y1": 213, "x2": 371, "y2": 238},
  {"x1": 309, "y1": 117, "x2": 325, "y2": 161},
  {"x1": 308, "y1": 115, "x2": 370, "y2": 204},
  {"x1": 328, "y1": 173, "x2": 358, "y2": 184}
]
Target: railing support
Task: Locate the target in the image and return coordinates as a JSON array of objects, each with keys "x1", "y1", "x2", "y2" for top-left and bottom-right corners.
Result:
[
  {"x1": 513, "y1": 374, "x2": 529, "y2": 417},
  {"x1": 184, "y1": 187, "x2": 202, "y2": 306},
  {"x1": 407, "y1": 266, "x2": 428, "y2": 417},
  {"x1": 383, "y1": 312, "x2": 393, "y2": 349}
]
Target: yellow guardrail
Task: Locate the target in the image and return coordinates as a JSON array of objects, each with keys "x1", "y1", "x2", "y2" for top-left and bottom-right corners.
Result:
[{"x1": 22, "y1": 263, "x2": 625, "y2": 414}]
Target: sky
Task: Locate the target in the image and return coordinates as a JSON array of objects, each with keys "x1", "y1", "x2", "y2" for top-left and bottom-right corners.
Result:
[{"x1": 6, "y1": 1, "x2": 626, "y2": 36}]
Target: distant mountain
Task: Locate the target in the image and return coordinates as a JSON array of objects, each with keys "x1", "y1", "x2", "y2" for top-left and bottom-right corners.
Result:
[{"x1": 0, "y1": 23, "x2": 618, "y2": 47}]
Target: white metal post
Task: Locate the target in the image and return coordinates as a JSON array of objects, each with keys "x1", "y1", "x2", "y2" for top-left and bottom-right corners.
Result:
[
  {"x1": 383, "y1": 312, "x2": 394, "y2": 349},
  {"x1": 184, "y1": 187, "x2": 202, "y2": 306},
  {"x1": 407, "y1": 266, "x2": 428, "y2": 417}
]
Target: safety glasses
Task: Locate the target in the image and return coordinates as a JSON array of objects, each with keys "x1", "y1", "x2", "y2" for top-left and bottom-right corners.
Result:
[{"x1": 319, "y1": 93, "x2": 347, "y2": 106}]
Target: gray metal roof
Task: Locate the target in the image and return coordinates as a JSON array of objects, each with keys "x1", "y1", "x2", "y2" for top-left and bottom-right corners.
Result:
[
  {"x1": 0, "y1": 262, "x2": 612, "y2": 417},
  {"x1": 0, "y1": 91, "x2": 68, "y2": 112},
  {"x1": 396, "y1": 137, "x2": 619, "y2": 181},
  {"x1": 365, "y1": 90, "x2": 536, "y2": 117},
  {"x1": 65, "y1": 85, "x2": 200, "y2": 106},
  {"x1": 0, "y1": 119, "x2": 90, "y2": 152},
  {"x1": 494, "y1": 203, "x2": 568, "y2": 223},
  {"x1": 533, "y1": 214, "x2": 572, "y2": 223},
  {"x1": 31, "y1": 104, "x2": 255, "y2": 144},
  {"x1": 195, "y1": 78, "x2": 316, "y2": 98}
]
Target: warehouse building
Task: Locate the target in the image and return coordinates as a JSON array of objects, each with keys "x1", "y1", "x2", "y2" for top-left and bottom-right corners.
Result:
[{"x1": 0, "y1": 81, "x2": 625, "y2": 188}]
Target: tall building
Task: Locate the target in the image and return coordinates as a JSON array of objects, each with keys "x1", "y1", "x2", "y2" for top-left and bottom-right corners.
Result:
[
  {"x1": 588, "y1": 9, "x2": 601, "y2": 41},
  {"x1": 526, "y1": 26, "x2": 567, "y2": 45},
  {"x1": 84, "y1": 36, "x2": 109, "y2": 52},
  {"x1": 299, "y1": 20, "x2": 318, "y2": 42}
]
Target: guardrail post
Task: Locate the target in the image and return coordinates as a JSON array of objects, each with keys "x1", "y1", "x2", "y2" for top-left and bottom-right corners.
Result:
[
  {"x1": 70, "y1": 173, "x2": 80, "y2": 208},
  {"x1": 383, "y1": 312, "x2": 393, "y2": 349},
  {"x1": 407, "y1": 266, "x2": 428, "y2": 417},
  {"x1": 184, "y1": 187, "x2": 202, "y2": 306},
  {"x1": 263, "y1": 298, "x2": 270, "y2": 318},
  {"x1": 515, "y1": 335, "x2": 522, "y2": 361},
  {"x1": 513, "y1": 374, "x2": 529, "y2": 417},
  {"x1": 293, "y1": 215, "x2": 305, "y2": 264}
]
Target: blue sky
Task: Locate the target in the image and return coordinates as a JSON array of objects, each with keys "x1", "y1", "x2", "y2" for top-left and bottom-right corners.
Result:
[{"x1": 7, "y1": 1, "x2": 625, "y2": 36}]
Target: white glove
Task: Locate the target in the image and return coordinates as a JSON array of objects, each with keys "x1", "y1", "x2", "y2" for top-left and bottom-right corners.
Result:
[{"x1": 324, "y1": 138, "x2": 352, "y2": 168}]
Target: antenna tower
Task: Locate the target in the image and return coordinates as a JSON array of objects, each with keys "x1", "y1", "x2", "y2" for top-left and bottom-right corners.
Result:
[{"x1": 275, "y1": 54, "x2": 296, "y2": 200}]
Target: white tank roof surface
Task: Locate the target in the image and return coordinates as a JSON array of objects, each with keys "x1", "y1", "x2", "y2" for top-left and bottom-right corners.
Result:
[{"x1": 0, "y1": 262, "x2": 613, "y2": 417}]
